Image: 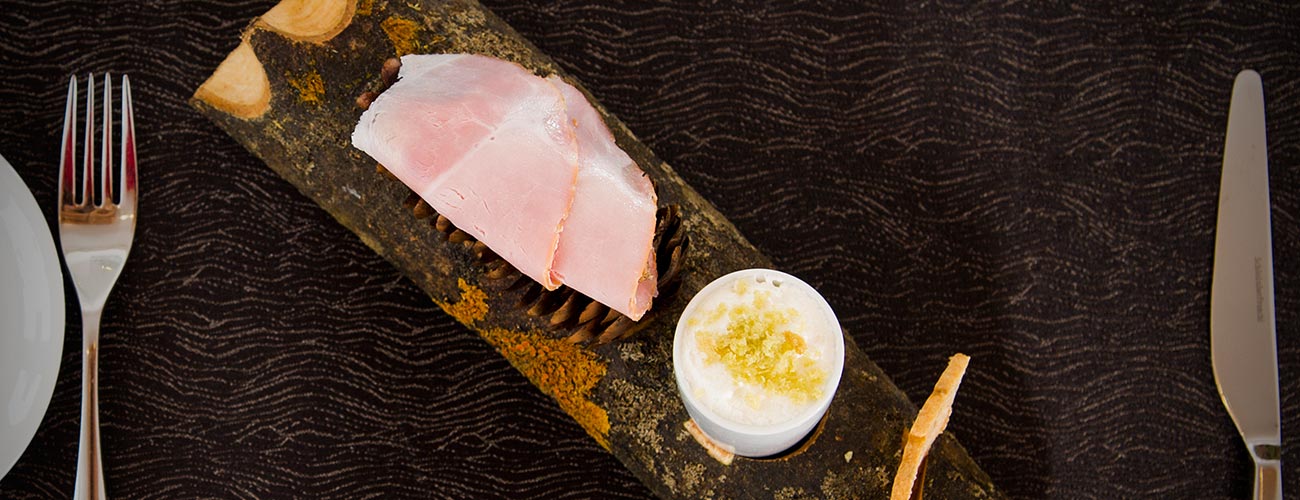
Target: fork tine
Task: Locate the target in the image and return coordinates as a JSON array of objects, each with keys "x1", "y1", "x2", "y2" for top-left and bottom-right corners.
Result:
[
  {"x1": 82, "y1": 73, "x2": 94, "y2": 206},
  {"x1": 119, "y1": 74, "x2": 137, "y2": 212},
  {"x1": 101, "y1": 72, "x2": 113, "y2": 206},
  {"x1": 59, "y1": 76, "x2": 77, "y2": 209}
]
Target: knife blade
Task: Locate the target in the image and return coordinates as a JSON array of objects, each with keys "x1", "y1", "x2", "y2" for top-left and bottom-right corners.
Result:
[{"x1": 1211, "y1": 69, "x2": 1282, "y2": 500}]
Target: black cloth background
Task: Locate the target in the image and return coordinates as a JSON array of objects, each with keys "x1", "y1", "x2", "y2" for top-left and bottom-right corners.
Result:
[{"x1": 1, "y1": 1, "x2": 1297, "y2": 498}]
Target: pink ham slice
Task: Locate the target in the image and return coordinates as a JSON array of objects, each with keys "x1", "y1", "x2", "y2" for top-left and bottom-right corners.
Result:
[
  {"x1": 351, "y1": 54, "x2": 659, "y2": 321},
  {"x1": 352, "y1": 54, "x2": 578, "y2": 290},
  {"x1": 548, "y1": 77, "x2": 658, "y2": 320}
]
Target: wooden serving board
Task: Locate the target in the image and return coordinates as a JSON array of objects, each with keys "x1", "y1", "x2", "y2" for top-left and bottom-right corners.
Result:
[{"x1": 190, "y1": 1, "x2": 1004, "y2": 498}]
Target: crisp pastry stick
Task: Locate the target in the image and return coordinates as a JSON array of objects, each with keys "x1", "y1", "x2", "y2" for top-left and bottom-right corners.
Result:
[{"x1": 890, "y1": 353, "x2": 971, "y2": 500}]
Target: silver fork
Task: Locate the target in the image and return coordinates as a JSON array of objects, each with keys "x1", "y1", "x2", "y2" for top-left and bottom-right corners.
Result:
[{"x1": 58, "y1": 73, "x2": 137, "y2": 500}]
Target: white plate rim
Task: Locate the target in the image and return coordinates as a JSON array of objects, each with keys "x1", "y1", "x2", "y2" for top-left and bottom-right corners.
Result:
[{"x1": 0, "y1": 153, "x2": 65, "y2": 480}]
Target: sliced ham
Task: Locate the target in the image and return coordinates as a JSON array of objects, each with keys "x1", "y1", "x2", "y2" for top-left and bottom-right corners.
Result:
[
  {"x1": 351, "y1": 54, "x2": 659, "y2": 320},
  {"x1": 352, "y1": 54, "x2": 578, "y2": 290},
  {"x1": 548, "y1": 77, "x2": 658, "y2": 320}
]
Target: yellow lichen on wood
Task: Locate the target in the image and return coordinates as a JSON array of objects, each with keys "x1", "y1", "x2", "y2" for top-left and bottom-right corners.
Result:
[
  {"x1": 380, "y1": 16, "x2": 421, "y2": 56},
  {"x1": 479, "y1": 327, "x2": 611, "y2": 449},
  {"x1": 259, "y1": 0, "x2": 357, "y2": 43},
  {"x1": 286, "y1": 70, "x2": 325, "y2": 105},
  {"x1": 356, "y1": 0, "x2": 374, "y2": 16},
  {"x1": 193, "y1": 40, "x2": 271, "y2": 119},
  {"x1": 441, "y1": 278, "x2": 488, "y2": 325},
  {"x1": 433, "y1": 280, "x2": 607, "y2": 447}
]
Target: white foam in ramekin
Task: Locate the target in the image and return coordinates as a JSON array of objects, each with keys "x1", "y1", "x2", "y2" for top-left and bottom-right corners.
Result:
[{"x1": 673, "y1": 268, "x2": 845, "y2": 457}]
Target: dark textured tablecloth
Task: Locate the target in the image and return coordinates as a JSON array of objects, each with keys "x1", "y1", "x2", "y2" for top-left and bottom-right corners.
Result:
[{"x1": 1, "y1": 1, "x2": 1296, "y2": 498}]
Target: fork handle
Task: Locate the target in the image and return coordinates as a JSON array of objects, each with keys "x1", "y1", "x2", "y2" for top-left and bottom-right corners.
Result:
[{"x1": 73, "y1": 308, "x2": 107, "y2": 500}]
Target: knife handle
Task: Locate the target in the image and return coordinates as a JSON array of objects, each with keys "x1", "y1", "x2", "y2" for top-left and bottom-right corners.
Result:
[{"x1": 1253, "y1": 446, "x2": 1281, "y2": 500}]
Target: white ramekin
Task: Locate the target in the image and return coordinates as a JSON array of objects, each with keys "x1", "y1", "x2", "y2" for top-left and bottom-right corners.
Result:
[{"x1": 672, "y1": 268, "x2": 845, "y2": 457}]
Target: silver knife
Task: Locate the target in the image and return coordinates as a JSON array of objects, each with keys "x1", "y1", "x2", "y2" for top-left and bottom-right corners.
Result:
[{"x1": 1212, "y1": 69, "x2": 1281, "y2": 500}]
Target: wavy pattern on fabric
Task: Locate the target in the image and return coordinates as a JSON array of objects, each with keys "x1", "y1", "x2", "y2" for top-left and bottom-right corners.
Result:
[{"x1": 0, "y1": 1, "x2": 1297, "y2": 498}]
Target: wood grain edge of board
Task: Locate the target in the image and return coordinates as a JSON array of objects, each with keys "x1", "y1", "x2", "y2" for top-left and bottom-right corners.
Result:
[{"x1": 192, "y1": 0, "x2": 355, "y2": 118}]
